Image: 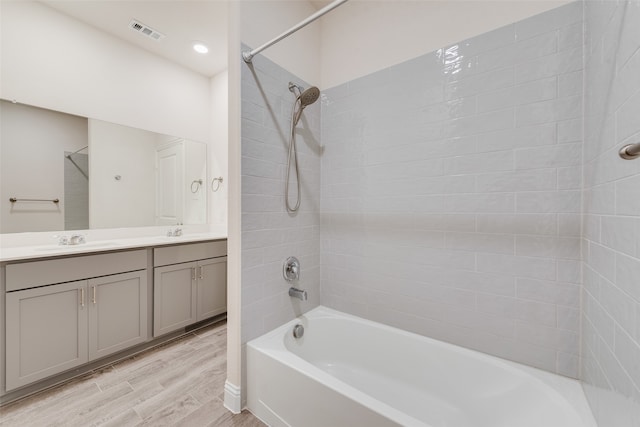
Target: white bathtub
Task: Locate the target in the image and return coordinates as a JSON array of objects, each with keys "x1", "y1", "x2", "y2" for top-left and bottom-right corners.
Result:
[{"x1": 247, "y1": 306, "x2": 596, "y2": 427}]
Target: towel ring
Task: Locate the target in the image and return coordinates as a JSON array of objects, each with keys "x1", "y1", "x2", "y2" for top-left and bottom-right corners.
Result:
[
  {"x1": 211, "y1": 177, "x2": 223, "y2": 192},
  {"x1": 191, "y1": 179, "x2": 203, "y2": 193}
]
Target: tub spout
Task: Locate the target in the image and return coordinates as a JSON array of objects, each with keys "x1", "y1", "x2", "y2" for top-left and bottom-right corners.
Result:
[{"x1": 289, "y1": 287, "x2": 307, "y2": 301}]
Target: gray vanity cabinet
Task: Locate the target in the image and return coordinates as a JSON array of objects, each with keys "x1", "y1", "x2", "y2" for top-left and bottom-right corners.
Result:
[
  {"x1": 153, "y1": 262, "x2": 198, "y2": 336},
  {"x1": 88, "y1": 271, "x2": 148, "y2": 361},
  {"x1": 5, "y1": 280, "x2": 89, "y2": 391},
  {"x1": 4, "y1": 250, "x2": 148, "y2": 392},
  {"x1": 196, "y1": 257, "x2": 227, "y2": 321},
  {"x1": 153, "y1": 240, "x2": 227, "y2": 337}
]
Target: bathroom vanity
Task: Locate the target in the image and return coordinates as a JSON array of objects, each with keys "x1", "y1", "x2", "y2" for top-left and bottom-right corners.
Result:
[{"x1": 0, "y1": 234, "x2": 227, "y2": 404}]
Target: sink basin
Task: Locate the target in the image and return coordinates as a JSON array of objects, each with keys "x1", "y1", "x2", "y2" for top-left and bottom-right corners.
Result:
[{"x1": 33, "y1": 241, "x2": 120, "y2": 252}]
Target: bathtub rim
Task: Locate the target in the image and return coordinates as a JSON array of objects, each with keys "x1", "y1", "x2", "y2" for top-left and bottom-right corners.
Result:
[{"x1": 247, "y1": 305, "x2": 596, "y2": 427}]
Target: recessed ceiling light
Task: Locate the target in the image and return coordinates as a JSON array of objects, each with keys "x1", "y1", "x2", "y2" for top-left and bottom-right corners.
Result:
[{"x1": 193, "y1": 43, "x2": 209, "y2": 54}]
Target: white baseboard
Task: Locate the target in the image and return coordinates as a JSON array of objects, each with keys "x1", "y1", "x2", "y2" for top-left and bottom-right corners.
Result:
[{"x1": 223, "y1": 380, "x2": 242, "y2": 414}]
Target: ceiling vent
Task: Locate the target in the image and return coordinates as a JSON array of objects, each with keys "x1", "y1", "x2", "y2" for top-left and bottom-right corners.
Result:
[{"x1": 129, "y1": 19, "x2": 165, "y2": 41}]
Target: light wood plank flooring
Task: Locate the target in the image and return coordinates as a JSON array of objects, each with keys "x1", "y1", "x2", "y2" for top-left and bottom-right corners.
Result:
[{"x1": 0, "y1": 321, "x2": 265, "y2": 427}]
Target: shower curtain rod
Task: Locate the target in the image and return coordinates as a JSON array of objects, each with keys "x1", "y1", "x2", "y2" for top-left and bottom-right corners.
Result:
[
  {"x1": 66, "y1": 145, "x2": 88, "y2": 157},
  {"x1": 242, "y1": 0, "x2": 348, "y2": 63}
]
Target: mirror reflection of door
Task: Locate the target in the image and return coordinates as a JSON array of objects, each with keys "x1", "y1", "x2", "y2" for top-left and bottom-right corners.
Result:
[{"x1": 156, "y1": 142, "x2": 183, "y2": 226}]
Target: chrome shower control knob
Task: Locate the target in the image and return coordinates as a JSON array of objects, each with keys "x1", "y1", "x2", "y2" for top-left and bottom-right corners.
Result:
[{"x1": 283, "y1": 256, "x2": 300, "y2": 282}]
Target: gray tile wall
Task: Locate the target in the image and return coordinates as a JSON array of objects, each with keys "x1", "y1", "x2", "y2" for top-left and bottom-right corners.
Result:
[
  {"x1": 320, "y1": 2, "x2": 584, "y2": 377},
  {"x1": 241, "y1": 51, "x2": 321, "y2": 345},
  {"x1": 582, "y1": 1, "x2": 640, "y2": 425}
]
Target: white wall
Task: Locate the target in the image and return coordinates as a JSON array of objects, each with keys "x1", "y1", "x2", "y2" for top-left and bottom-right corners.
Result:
[
  {"x1": 88, "y1": 119, "x2": 157, "y2": 229},
  {"x1": 239, "y1": 0, "x2": 322, "y2": 85},
  {"x1": 0, "y1": 101, "x2": 87, "y2": 233},
  {"x1": 210, "y1": 70, "x2": 229, "y2": 227},
  {"x1": 320, "y1": 0, "x2": 572, "y2": 88},
  {"x1": 0, "y1": 1, "x2": 211, "y2": 145}
]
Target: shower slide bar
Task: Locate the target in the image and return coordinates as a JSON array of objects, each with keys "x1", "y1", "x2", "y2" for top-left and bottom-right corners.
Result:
[
  {"x1": 619, "y1": 142, "x2": 640, "y2": 159},
  {"x1": 10, "y1": 197, "x2": 59, "y2": 204},
  {"x1": 242, "y1": 0, "x2": 348, "y2": 63}
]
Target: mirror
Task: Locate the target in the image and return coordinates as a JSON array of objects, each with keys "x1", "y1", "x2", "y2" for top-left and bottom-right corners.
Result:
[{"x1": 0, "y1": 100, "x2": 208, "y2": 233}]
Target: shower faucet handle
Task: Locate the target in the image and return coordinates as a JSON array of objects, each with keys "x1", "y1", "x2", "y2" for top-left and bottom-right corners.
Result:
[{"x1": 283, "y1": 256, "x2": 300, "y2": 282}]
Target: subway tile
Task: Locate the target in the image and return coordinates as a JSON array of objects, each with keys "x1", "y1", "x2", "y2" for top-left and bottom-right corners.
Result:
[
  {"x1": 444, "y1": 67, "x2": 515, "y2": 101},
  {"x1": 616, "y1": 0, "x2": 640, "y2": 70},
  {"x1": 600, "y1": 277, "x2": 637, "y2": 338},
  {"x1": 516, "y1": 190, "x2": 581, "y2": 213},
  {"x1": 616, "y1": 253, "x2": 640, "y2": 302},
  {"x1": 515, "y1": 1, "x2": 583, "y2": 41},
  {"x1": 516, "y1": 236, "x2": 581, "y2": 259},
  {"x1": 557, "y1": 306, "x2": 580, "y2": 332},
  {"x1": 601, "y1": 216, "x2": 637, "y2": 257},
  {"x1": 445, "y1": 232, "x2": 515, "y2": 254},
  {"x1": 557, "y1": 259, "x2": 582, "y2": 284},
  {"x1": 516, "y1": 277, "x2": 580, "y2": 307},
  {"x1": 616, "y1": 174, "x2": 640, "y2": 216},
  {"x1": 476, "y1": 169, "x2": 556, "y2": 193},
  {"x1": 558, "y1": 213, "x2": 581, "y2": 236},
  {"x1": 515, "y1": 95, "x2": 582, "y2": 127},
  {"x1": 477, "y1": 77, "x2": 557, "y2": 113},
  {"x1": 476, "y1": 213, "x2": 557, "y2": 235},
  {"x1": 444, "y1": 307, "x2": 516, "y2": 338},
  {"x1": 440, "y1": 270, "x2": 516, "y2": 297},
  {"x1": 557, "y1": 118, "x2": 583, "y2": 142},
  {"x1": 515, "y1": 142, "x2": 582, "y2": 169},
  {"x1": 515, "y1": 47, "x2": 583, "y2": 84},
  {"x1": 515, "y1": 322, "x2": 579, "y2": 353},
  {"x1": 444, "y1": 149, "x2": 514, "y2": 174},
  {"x1": 589, "y1": 242, "x2": 617, "y2": 283},
  {"x1": 559, "y1": 21, "x2": 584, "y2": 51},
  {"x1": 616, "y1": 90, "x2": 640, "y2": 143},
  {"x1": 446, "y1": 108, "x2": 515, "y2": 138},
  {"x1": 556, "y1": 351, "x2": 580, "y2": 378},
  {"x1": 477, "y1": 253, "x2": 556, "y2": 280},
  {"x1": 446, "y1": 193, "x2": 516, "y2": 213},
  {"x1": 476, "y1": 123, "x2": 557, "y2": 152}
]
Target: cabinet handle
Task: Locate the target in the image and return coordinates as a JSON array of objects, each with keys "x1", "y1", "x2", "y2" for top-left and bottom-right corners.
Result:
[
  {"x1": 199, "y1": 266, "x2": 204, "y2": 280},
  {"x1": 80, "y1": 288, "x2": 85, "y2": 307},
  {"x1": 191, "y1": 267, "x2": 196, "y2": 281},
  {"x1": 92, "y1": 286, "x2": 97, "y2": 304}
]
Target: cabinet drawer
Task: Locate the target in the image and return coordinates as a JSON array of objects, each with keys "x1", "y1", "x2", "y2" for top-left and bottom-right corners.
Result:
[
  {"x1": 153, "y1": 240, "x2": 226, "y2": 267},
  {"x1": 6, "y1": 250, "x2": 147, "y2": 292}
]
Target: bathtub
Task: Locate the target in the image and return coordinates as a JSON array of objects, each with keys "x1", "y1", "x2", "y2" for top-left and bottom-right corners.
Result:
[{"x1": 247, "y1": 306, "x2": 596, "y2": 427}]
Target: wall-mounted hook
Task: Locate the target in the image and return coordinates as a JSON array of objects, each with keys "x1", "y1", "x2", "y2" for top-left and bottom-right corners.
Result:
[
  {"x1": 211, "y1": 176, "x2": 224, "y2": 192},
  {"x1": 191, "y1": 179, "x2": 203, "y2": 193}
]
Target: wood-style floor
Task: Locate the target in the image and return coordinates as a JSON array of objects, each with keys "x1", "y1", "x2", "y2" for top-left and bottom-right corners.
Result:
[{"x1": 0, "y1": 321, "x2": 265, "y2": 427}]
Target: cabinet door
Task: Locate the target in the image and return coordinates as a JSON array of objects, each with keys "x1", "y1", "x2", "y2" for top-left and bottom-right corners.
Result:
[
  {"x1": 88, "y1": 271, "x2": 148, "y2": 361},
  {"x1": 153, "y1": 262, "x2": 197, "y2": 337},
  {"x1": 196, "y1": 257, "x2": 227, "y2": 321},
  {"x1": 6, "y1": 280, "x2": 88, "y2": 391}
]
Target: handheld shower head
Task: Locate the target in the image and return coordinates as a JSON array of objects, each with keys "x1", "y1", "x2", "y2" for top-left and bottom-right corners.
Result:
[
  {"x1": 298, "y1": 86, "x2": 320, "y2": 107},
  {"x1": 292, "y1": 86, "x2": 320, "y2": 126}
]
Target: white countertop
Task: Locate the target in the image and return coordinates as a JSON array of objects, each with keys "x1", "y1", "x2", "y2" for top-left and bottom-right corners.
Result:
[{"x1": 0, "y1": 231, "x2": 227, "y2": 263}]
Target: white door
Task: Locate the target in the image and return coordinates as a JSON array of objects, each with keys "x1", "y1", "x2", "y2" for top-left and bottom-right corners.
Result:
[{"x1": 156, "y1": 142, "x2": 183, "y2": 225}]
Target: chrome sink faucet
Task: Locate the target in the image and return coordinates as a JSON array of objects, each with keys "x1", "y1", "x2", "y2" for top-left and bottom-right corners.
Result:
[
  {"x1": 58, "y1": 234, "x2": 86, "y2": 245},
  {"x1": 167, "y1": 227, "x2": 183, "y2": 237}
]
